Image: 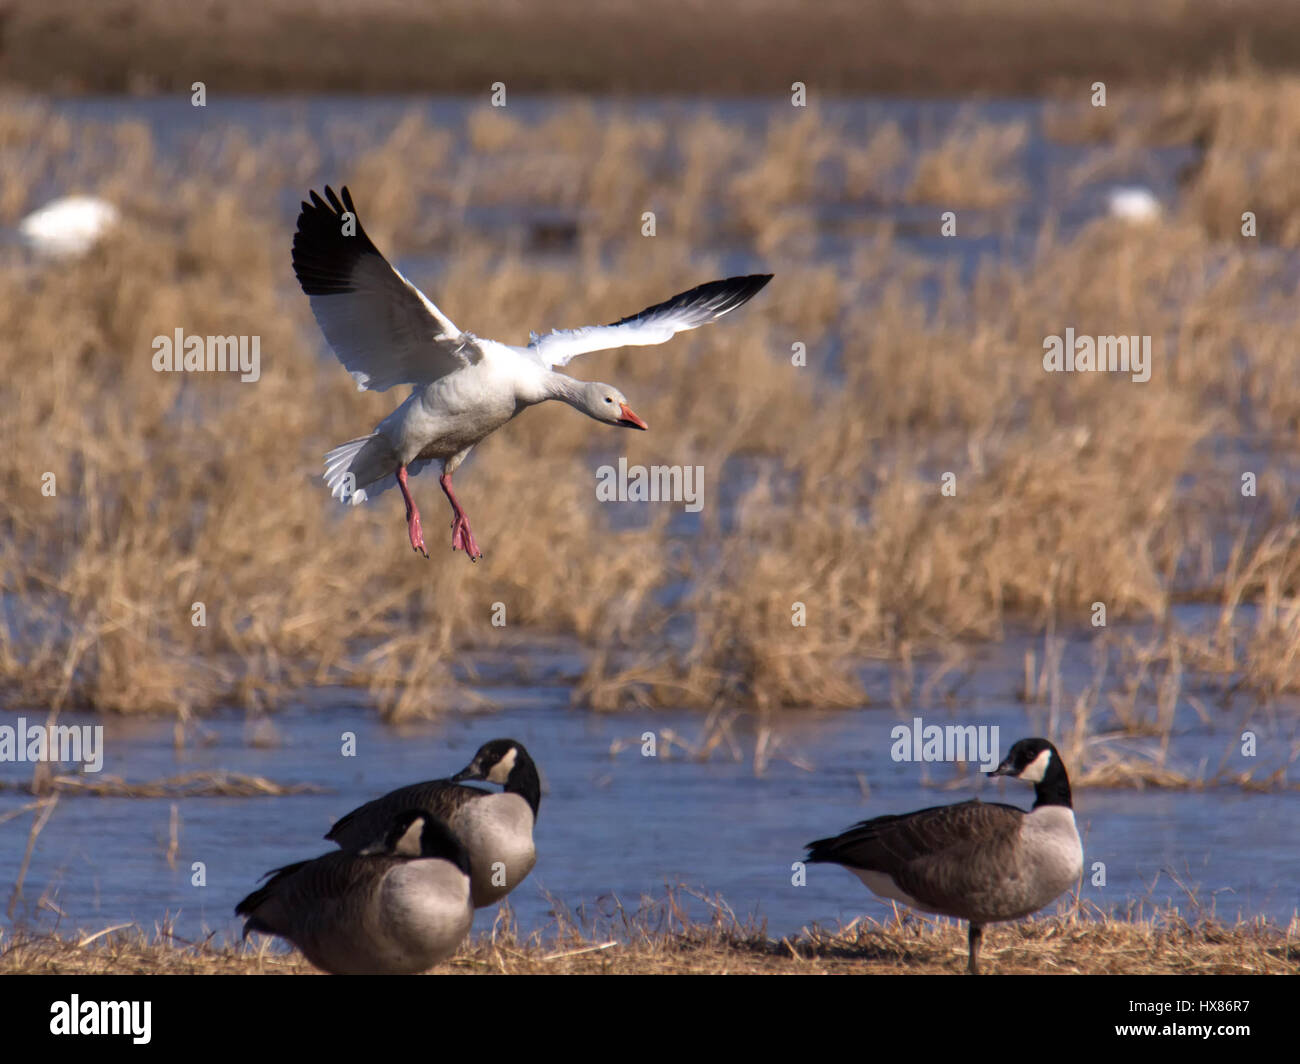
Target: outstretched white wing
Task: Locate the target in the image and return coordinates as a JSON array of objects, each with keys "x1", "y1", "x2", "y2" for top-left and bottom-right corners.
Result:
[
  {"x1": 528, "y1": 274, "x2": 772, "y2": 368},
  {"x1": 292, "y1": 185, "x2": 478, "y2": 391}
]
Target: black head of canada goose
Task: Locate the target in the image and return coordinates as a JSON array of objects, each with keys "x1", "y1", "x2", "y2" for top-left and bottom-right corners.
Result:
[
  {"x1": 236, "y1": 810, "x2": 473, "y2": 975},
  {"x1": 805, "y1": 737, "x2": 1083, "y2": 975},
  {"x1": 326, "y1": 738, "x2": 540, "y2": 908}
]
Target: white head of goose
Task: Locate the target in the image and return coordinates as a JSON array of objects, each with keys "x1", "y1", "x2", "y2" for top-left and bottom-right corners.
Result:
[
  {"x1": 804, "y1": 737, "x2": 1083, "y2": 975},
  {"x1": 236, "y1": 810, "x2": 473, "y2": 975},
  {"x1": 326, "y1": 738, "x2": 540, "y2": 908}
]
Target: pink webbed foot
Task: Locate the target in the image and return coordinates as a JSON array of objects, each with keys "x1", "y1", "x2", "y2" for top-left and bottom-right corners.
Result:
[
  {"x1": 439, "y1": 470, "x2": 482, "y2": 562},
  {"x1": 395, "y1": 464, "x2": 429, "y2": 559},
  {"x1": 450, "y1": 512, "x2": 483, "y2": 562},
  {"x1": 408, "y1": 510, "x2": 429, "y2": 558}
]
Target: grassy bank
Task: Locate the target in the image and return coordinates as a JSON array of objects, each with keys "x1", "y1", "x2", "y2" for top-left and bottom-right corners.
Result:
[
  {"x1": 3, "y1": 908, "x2": 1296, "y2": 975},
  {"x1": 7, "y1": 1, "x2": 1300, "y2": 96}
]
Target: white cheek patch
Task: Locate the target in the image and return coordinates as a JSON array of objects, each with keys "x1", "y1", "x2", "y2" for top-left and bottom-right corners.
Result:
[
  {"x1": 393, "y1": 817, "x2": 425, "y2": 856},
  {"x1": 1018, "y1": 748, "x2": 1052, "y2": 783},
  {"x1": 487, "y1": 747, "x2": 518, "y2": 784}
]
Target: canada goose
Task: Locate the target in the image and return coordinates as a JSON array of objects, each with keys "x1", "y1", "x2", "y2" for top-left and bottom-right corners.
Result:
[
  {"x1": 805, "y1": 737, "x2": 1083, "y2": 975},
  {"x1": 236, "y1": 810, "x2": 473, "y2": 975},
  {"x1": 326, "y1": 738, "x2": 540, "y2": 908}
]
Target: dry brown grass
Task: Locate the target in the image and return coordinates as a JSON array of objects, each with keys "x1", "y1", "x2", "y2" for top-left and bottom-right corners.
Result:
[
  {"x1": 0, "y1": 771, "x2": 323, "y2": 798},
  {"x1": 3, "y1": 903, "x2": 1295, "y2": 975},
  {"x1": 1049, "y1": 64, "x2": 1300, "y2": 246},
  {"x1": 907, "y1": 120, "x2": 1028, "y2": 208},
  {"x1": 4, "y1": 77, "x2": 1300, "y2": 782}
]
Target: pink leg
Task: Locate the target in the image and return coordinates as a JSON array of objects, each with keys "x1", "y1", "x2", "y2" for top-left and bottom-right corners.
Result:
[
  {"x1": 439, "y1": 472, "x2": 482, "y2": 561},
  {"x1": 395, "y1": 465, "x2": 428, "y2": 558}
]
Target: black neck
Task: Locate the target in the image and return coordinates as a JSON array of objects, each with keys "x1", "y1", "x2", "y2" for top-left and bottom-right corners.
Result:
[
  {"x1": 1032, "y1": 766, "x2": 1073, "y2": 810},
  {"x1": 506, "y1": 756, "x2": 542, "y2": 819},
  {"x1": 424, "y1": 826, "x2": 472, "y2": 877}
]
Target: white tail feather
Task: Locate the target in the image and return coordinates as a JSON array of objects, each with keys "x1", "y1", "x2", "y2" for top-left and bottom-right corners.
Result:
[
  {"x1": 324, "y1": 435, "x2": 389, "y2": 505},
  {"x1": 323, "y1": 435, "x2": 431, "y2": 505}
]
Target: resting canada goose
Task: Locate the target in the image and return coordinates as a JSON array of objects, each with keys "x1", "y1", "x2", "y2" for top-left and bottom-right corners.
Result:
[
  {"x1": 805, "y1": 737, "x2": 1083, "y2": 975},
  {"x1": 236, "y1": 810, "x2": 473, "y2": 975},
  {"x1": 326, "y1": 738, "x2": 540, "y2": 908}
]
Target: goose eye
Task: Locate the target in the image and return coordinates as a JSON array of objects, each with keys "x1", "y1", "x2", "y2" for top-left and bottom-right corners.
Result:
[{"x1": 606, "y1": 397, "x2": 613, "y2": 403}]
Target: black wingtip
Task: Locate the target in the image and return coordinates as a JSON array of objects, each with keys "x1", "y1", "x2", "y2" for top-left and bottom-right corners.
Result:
[
  {"x1": 738, "y1": 273, "x2": 773, "y2": 301},
  {"x1": 707, "y1": 273, "x2": 773, "y2": 317},
  {"x1": 300, "y1": 185, "x2": 350, "y2": 225},
  {"x1": 606, "y1": 272, "x2": 774, "y2": 329},
  {"x1": 292, "y1": 184, "x2": 382, "y2": 297}
]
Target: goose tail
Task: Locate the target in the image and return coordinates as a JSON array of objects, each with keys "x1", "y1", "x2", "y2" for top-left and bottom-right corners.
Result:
[
  {"x1": 323, "y1": 434, "x2": 399, "y2": 505},
  {"x1": 235, "y1": 884, "x2": 278, "y2": 939}
]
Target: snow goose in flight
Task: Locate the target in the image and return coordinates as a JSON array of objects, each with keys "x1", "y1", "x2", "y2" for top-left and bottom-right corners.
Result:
[{"x1": 292, "y1": 185, "x2": 772, "y2": 561}]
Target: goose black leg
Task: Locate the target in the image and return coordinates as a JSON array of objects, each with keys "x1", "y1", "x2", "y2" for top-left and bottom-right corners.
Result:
[{"x1": 968, "y1": 923, "x2": 983, "y2": 975}]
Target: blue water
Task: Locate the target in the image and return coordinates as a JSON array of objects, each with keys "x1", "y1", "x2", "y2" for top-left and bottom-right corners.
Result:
[{"x1": 1, "y1": 631, "x2": 1295, "y2": 942}]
